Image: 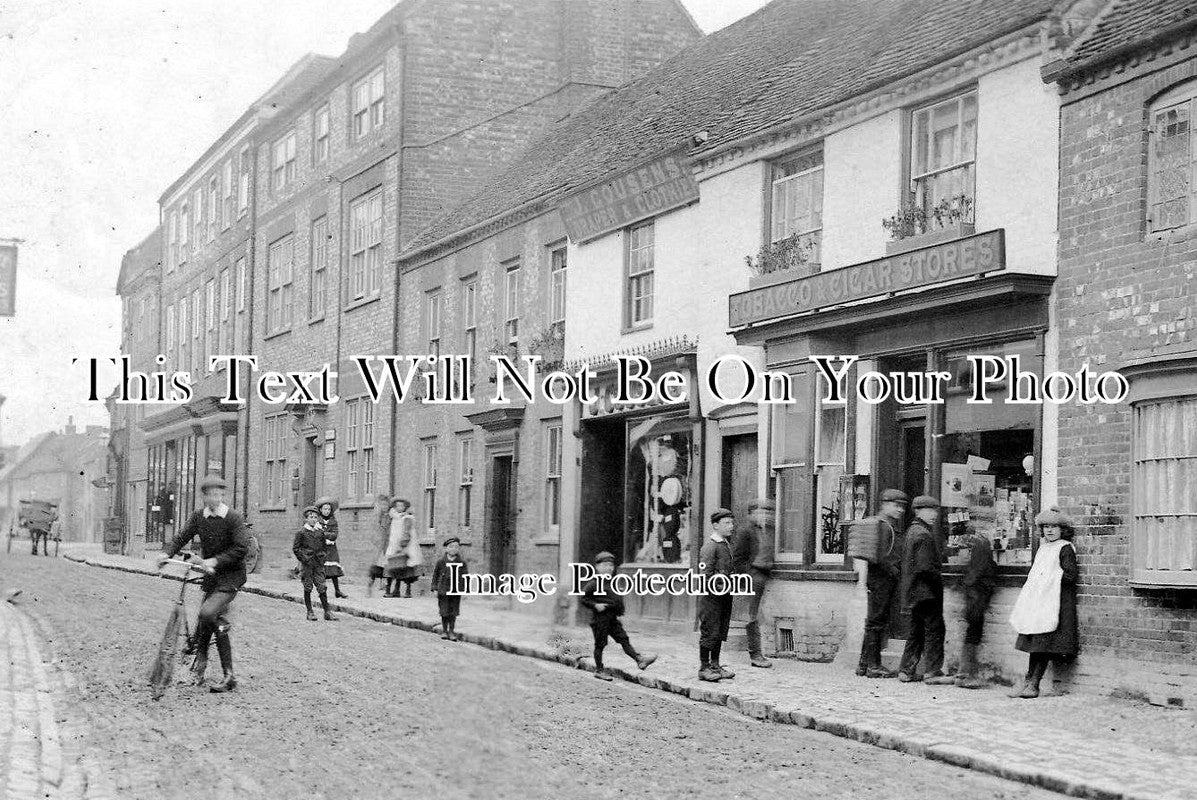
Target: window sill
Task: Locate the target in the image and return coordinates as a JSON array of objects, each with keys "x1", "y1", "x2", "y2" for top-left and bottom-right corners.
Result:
[
  {"x1": 772, "y1": 566, "x2": 858, "y2": 582},
  {"x1": 339, "y1": 500, "x2": 376, "y2": 511},
  {"x1": 531, "y1": 532, "x2": 560, "y2": 546},
  {"x1": 622, "y1": 322, "x2": 653, "y2": 336},
  {"x1": 263, "y1": 327, "x2": 292, "y2": 342},
  {"x1": 942, "y1": 565, "x2": 1030, "y2": 588},
  {"x1": 344, "y1": 294, "x2": 381, "y2": 313},
  {"x1": 308, "y1": 315, "x2": 325, "y2": 326},
  {"x1": 1145, "y1": 222, "x2": 1197, "y2": 248},
  {"x1": 258, "y1": 505, "x2": 287, "y2": 513}
]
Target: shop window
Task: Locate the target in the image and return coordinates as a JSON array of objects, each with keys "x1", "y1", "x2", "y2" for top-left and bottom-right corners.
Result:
[
  {"x1": 814, "y1": 396, "x2": 847, "y2": 563},
  {"x1": 938, "y1": 339, "x2": 1041, "y2": 567},
  {"x1": 770, "y1": 147, "x2": 823, "y2": 263},
  {"x1": 1149, "y1": 79, "x2": 1197, "y2": 231},
  {"x1": 910, "y1": 91, "x2": 977, "y2": 220},
  {"x1": 771, "y1": 368, "x2": 812, "y2": 559},
  {"x1": 625, "y1": 415, "x2": 691, "y2": 564},
  {"x1": 625, "y1": 221, "x2": 654, "y2": 328},
  {"x1": 1131, "y1": 395, "x2": 1197, "y2": 586}
]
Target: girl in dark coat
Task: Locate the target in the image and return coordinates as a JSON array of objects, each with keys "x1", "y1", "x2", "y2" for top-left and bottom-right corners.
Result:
[
  {"x1": 316, "y1": 497, "x2": 348, "y2": 598},
  {"x1": 1008, "y1": 508, "x2": 1080, "y2": 698}
]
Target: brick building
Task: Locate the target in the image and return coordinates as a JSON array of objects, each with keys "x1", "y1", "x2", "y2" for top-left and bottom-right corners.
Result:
[
  {"x1": 1044, "y1": 0, "x2": 1197, "y2": 704},
  {"x1": 244, "y1": 0, "x2": 700, "y2": 577},
  {"x1": 109, "y1": 228, "x2": 162, "y2": 555}
]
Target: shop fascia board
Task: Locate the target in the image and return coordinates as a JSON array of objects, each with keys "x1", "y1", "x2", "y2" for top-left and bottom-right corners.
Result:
[{"x1": 728, "y1": 273, "x2": 1055, "y2": 348}]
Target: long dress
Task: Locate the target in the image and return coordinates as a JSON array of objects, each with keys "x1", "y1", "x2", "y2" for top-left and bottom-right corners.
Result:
[
  {"x1": 384, "y1": 509, "x2": 409, "y2": 579},
  {"x1": 397, "y1": 513, "x2": 423, "y2": 584},
  {"x1": 1015, "y1": 542, "x2": 1080, "y2": 656},
  {"x1": 320, "y1": 511, "x2": 344, "y2": 579}
]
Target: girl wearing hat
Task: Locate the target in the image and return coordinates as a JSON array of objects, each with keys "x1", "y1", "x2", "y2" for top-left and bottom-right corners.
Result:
[
  {"x1": 316, "y1": 497, "x2": 348, "y2": 599},
  {"x1": 1008, "y1": 507, "x2": 1080, "y2": 698}
]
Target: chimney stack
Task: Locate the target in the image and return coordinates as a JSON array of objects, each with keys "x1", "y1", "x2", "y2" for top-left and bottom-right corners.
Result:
[{"x1": 66, "y1": 415, "x2": 76, "y2": 435}]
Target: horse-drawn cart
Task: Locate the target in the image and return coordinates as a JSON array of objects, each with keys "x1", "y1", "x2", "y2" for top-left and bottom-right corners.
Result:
[{"x1": 14, "y1": 499, "x2": 60, "y2": 556}]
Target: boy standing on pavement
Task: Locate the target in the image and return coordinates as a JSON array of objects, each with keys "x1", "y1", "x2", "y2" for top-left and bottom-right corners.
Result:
[
  {"x1": 293, "y1": 505, "x2": 338, "y2": 623},
  {"x1": 698, "y1": 509, "x2": 737, "y2": 682},
  {"x1": 898, "y1": 495, "x2": 946, "y2": 683},
  {"x1": 732, "y1": 498, "x2": 775, "y2": 668},
  {"x1": 158, "y1": 475, "x2": 250, "y2": 693},
  {"x1": 856, "y1": 489, "x2": 908, "y2": 679},
  {"x1": 579, "y1": 551, "x2": 657, "y2": 681},
  {"x1": 947, "y1": 524, "x2": 997, "y2": 689},
  {"x1": 430, "y1": 536, "x2": 468, "y2": 641}
]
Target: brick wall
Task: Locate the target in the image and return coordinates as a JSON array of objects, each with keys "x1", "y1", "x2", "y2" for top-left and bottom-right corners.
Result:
[{"x1": 1055, "y1": 49, "x2": 1197, "y2": 703}]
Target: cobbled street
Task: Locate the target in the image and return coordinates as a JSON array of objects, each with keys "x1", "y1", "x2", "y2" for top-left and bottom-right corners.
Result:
[{"x1": 0, "y1": 552, "x2": 1059, "y2": 800}]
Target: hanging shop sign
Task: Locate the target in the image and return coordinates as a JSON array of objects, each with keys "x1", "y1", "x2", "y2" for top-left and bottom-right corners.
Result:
[
  {"x1": 558, "y1": 153, "x2": 699, "y2": 244},
  {"x1": 728, "y1": 229, "x2": 1006, "y2": 328},
  {"x1": 0, "y1": 244, "x2": 16, "y2": 317}
]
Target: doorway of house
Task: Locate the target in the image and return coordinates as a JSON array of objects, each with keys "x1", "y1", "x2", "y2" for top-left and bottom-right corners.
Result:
[
  {"x1": 301, "y1": 436, "x2": 319, "y2": 508},
  {"x1": 720, "y1": 433, "x2": 759, "y2": 523},
  {"x1": 486, "y1": 455, "x2": 515, "y2": 575}
]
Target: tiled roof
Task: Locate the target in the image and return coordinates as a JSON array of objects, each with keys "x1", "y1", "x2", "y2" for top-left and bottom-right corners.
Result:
[
  {"x1": 1068, "y1": 0, "x2": 1197, "y2": 65},
  {"x1": 404, "y1": 0, "x2": 1057, "y2": 254}
]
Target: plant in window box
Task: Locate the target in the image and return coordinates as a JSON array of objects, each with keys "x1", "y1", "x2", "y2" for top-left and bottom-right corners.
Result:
[
  {"x1": 525, "y1": 321, "x2": 565, "y2": 374},
  {"x1": 884, "y1": 194, "x2": 976, "y2": 255},
  {"x1": 745, "y1": 234, "x2": 816, "y2": 288},
  {"x1": 485, "y1": 339, "x2": 521, "y2": 383}
]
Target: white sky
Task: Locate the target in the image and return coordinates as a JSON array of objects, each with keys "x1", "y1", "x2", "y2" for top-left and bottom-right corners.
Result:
[{"x1": 0, "y1": 0, "x2": 768, "y2": 447}]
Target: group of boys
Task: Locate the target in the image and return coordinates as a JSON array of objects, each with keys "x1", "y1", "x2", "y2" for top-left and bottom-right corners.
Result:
[{"x1": 856, "y1": 488, "x2": 996, "y2": 687}]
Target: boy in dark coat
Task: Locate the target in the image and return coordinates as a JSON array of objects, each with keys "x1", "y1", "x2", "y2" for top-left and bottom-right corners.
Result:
[
  {"x1": 857, "y1": 489, "x2": 908, "y2": 678},
  {"x1": 698, "y1": 509, "x2": 736, "y2": 682},
  {"x1": 897, "y1": 495, "x2": 946, "y2": 683},
  {"x1": 579, "y1": 552, "x2": 657, "y2": 681},
  {"x1": 731, "y1": 498, "x2": 776, "y2": 668},
  {"x1": 948, "y1": 524, "x2": 997, "y2": 688},
  {"x1": 293, "y1": 506, "x2": 337, "y2": 622},
  {"x1": 430, "y1": 536, "x2": 468, "y2": 641},
  {"x1": 158, "y1": 475, "x2": 251, "y2": 693}
]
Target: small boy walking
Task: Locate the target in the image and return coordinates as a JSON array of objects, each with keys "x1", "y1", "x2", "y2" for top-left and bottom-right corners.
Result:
[
  {"x1": 579, "y1": 552, "x2": 657, "y2": 681},
  {"x1": 293, "y1": 506, "x2": 338, "y2": 622},
  {"x1": 698, "y1": 509, "x2": 737, "y2": 682},
  {"x1": 430, "y1": 536, "x2": 468, "y2": 641}
]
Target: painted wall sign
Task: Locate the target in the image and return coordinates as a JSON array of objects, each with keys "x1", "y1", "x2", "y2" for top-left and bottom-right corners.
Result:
[
  {"x1": 558, "y1": 153, "x2": 699, "y2": 243},
  {"x1": 0, "y1": 244, "x2": 16, "y2": 317},
  {"x1": 728, "y1": 229, "x2": 1006, "y2": 328}
]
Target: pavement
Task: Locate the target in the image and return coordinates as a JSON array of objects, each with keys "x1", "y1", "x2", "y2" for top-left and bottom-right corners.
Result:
[{"x1": 55, "y1": 545, "x2": 1197, "y2": 800}]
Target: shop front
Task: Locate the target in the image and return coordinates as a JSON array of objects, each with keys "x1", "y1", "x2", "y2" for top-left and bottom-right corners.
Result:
[
  {"x1": 574, "y1": 345, "x2": 704, "y2": 628},
  {"x1": 141, "y1": 397, "x2": 241, "y2": 547},
  {"x1": 729, "y1": 229, "x2": 1056, "y2": 669}
]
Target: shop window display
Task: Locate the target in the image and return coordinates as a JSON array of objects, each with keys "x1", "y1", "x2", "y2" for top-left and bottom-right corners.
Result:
[
  {"x1": 938, "y1": 339, "x2": 1041, "y2": 566},
  {"x1": 625, "y1": 416, "x2": 692, "y2": 564}
]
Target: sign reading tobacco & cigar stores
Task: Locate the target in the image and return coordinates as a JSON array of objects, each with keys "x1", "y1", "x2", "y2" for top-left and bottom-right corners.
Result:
[
  {"x1": 0, "y1": 244, "x2": 16, "y2": 317},
  {"x1": 558, "y1": 152, "x2": 699, "y2": 244},
  {"x1": 728, "y1": 229, "x2": 1006, "y2": 328}
]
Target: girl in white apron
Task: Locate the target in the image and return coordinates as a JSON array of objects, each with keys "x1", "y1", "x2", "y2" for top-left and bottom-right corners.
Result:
[{"x1": 1007, "y1": 508, "x2": 1080, "y2": 698}]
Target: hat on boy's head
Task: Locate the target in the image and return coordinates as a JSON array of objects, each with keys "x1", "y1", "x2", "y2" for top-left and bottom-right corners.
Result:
[
  {"x1": 199, "y1": 475, "x2": 227, "y2": 493},
  {"x1": 880, "y1": 488, "x2": 909, "y2": 504},
  {"x1": 442, "y1": 536, "x2": 460, "y2": 547},
  {"x1": 302, "y1": 505, "x2": 320, "y2": 517},
  {"x1": 748, "y1": 498, "x2": 775, "y2": 511},
  {"x1": 710, "y1": 508, "x2": 734, "y2": 524},
  {"x1": 912, "y1": 495, "x2": 940, "y2": 509},
  {"x1": 594, "y1": 551, "x2": 616, "y2": 564}
]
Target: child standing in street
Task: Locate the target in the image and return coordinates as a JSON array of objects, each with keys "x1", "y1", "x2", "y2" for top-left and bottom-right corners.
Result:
[
  {"x1": 384, "y1": 499, "x2": 415, "y2": 597},
  {"x1": 698, "y1": 509, "x2": 736, "y2": 682},
  {"x1": 293, "y1": 506, "x2": 338, "y2": 622},
  {"x1": 316, "y1": 497, "x2": 348, "y2": 598},
  {"x1": 430, "y1": 536, "x2": 469, "y2": 641},
  {"x1": 579, "y1": 552, "x2": 657, "y2": 681},
  {"x1": 947, "y1": 523, "x2": 997, "y2": 689},
  {"x1": 1008, "y1": 508, "x2": 1080, "y2": 698}
]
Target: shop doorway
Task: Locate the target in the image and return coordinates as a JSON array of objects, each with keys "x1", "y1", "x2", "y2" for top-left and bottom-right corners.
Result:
[
  {"x1": 898, "y1": 418, "x2": 927, "y2": 500},
  {"x1": 578, "y1": 418, "x2": 626, "y2": 564},
  {"x1": 720, "y1": 433, "x2": 758, "y2": 523},
  {"x1": 486, "y1": 455, "x2": 515, "y2": 575}
]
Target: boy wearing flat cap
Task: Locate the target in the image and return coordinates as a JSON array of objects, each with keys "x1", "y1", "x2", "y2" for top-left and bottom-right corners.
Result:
[
  {"x1": 293, "y1": 505, "x2": 338, "y2": 622},
  {"x1": 732, "y1": 498, "x2": 776, "y2": 668},
  {"x1": 698, "y1": 508, "x2": 737, "y2": 682},
  {"x1": 898, "y1": 495, "x2": 946, "y2": 682},
  {"x1": 158, "y1": 475, "x2": 251, "y2": 692},
  {"x1": 579, "y1": 552, "x2": 657, "y2": 680},
  {"x1": 430, "y1": 536, "x2": 469, "y2": 641}
]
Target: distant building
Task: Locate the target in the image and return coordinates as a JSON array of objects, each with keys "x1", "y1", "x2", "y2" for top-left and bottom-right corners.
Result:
[{"x1": 0, "y1": 419, "x2": 109, "y2": 544}]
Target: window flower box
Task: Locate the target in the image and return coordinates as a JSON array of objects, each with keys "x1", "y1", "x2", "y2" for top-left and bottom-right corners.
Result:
[{"x1": 885, "y1": 221, "x2": 976, "y2": 256}]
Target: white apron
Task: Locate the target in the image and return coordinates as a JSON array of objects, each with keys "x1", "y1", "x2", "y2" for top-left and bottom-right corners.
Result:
[{"x1": 1009, "y1": 539, "x2": 1073, "y2": 635}]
